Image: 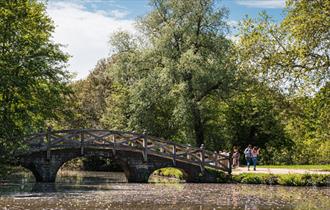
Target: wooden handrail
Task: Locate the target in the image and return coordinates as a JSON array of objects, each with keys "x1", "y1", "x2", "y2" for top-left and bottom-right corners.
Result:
[{"x1": 21, "y1": 129, "x2": 231, "y2": 173}]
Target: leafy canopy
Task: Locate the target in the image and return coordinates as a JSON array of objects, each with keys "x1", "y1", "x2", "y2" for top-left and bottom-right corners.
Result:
[{"x1": 0, "y1": 0, "x2": 71, "y2": 161}]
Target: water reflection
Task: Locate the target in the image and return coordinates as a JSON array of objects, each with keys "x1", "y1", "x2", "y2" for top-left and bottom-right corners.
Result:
[
  {"x1": 32, "y1": 183, "x2": 57, "y2": 193},
  {"x1": 0, "y1": 170, "x2": 329, "y2": 210}
]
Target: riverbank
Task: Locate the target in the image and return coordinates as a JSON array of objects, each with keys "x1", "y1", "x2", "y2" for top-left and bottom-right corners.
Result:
[
  {"x1": 233, "y1": 173, "x2": 329, "y2": 186},
  {"x1": 257, "y1": 164, "x2": 330, "y2": 171},
  {"x1": 232, "y1": 166, "x2": 330, "y2": 175},
  {"x1": 153, "y1": 167, "x2": 330, "y2": 186}
]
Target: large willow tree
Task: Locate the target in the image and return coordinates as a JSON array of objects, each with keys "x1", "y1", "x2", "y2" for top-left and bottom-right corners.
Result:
[
  {"x1": 0, "y1": 0, "x2": 71, "y2": 167},
  {"x1": 236, "y1": 0, "x2": 330, "y2": 163},
  {"x1": 103, "y1": 0, "x2": 236, "y2": 146}
]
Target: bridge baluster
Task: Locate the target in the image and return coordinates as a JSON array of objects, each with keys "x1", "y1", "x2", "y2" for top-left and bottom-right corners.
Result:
[
  {"x1": 46, "y1": 127, "x2": 52, "y2": 160},
  {"x1": 38, "y1": 129, "x2": 44, "y2": 148},
  {"x1": 200, "y1": 144, "x2": 205, "y2": 173},
  {"x1": 228, "y1": 152, "x2": 232, "y2": 175},
  {"x1": 80, "y1": 130, "x2": 84, "y2": 155},
  {"x1": 172, "y1": 144, "x2": 176, "y2": 166},
  {"x1": 142, "y1": 135, "x2": 148, "y2": 162},
  {"x1": 214, "y1": 151, "x2": 219, "y2": 168},
  {"x1": 112, "y1": 134, "x2": 116, "y2": 156},
  {"x1": 187, "y1": 144, "x2": 191, "y2": 160}
]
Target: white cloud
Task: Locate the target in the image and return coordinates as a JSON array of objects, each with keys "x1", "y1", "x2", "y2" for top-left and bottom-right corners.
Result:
[
  {"x1": 236, "y1": 0, "x2": 286, "y2": 9},
  {"x1": 110, "y1": 9, "x2": 129, "y2": 19},
  {"x1": 47, "y1": 2, "x2": 136, "y2": 80}
]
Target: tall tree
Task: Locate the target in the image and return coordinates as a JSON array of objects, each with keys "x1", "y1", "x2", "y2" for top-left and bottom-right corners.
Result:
[
  {"x1": 64, "y1": 58, "x2": 113, "y2": 129},
  {"x1": 0, "y1": 0, "x2": 71, "y2": 164},
  {"x1": 236, "y1": 0, "x2": 330, "y2": 164},
  {"x1": 105, "y1": 0, "x2": 236, "y2": 146},
  {"x1": 237, "y1": 0, "x2": 330, "y2": 95}
]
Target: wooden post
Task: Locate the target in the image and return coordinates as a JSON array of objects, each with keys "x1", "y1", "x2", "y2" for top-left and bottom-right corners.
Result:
[
  {"x1": 112, "y1": 134, "x2": 116, "y2": 156},
  {"x1": 228, "y1": 152, "x2": 232, "y2": 175},
  {"x1": 200, "y1": 144, "x2": 205, "y2": 173},
  {"x1": 187, "y1": 144, "x2": 191, "y2": 160},
  {"x1": 46, "y1": 126, "x2": 52, "y2": 160},
  {"x1": 38, "y1": 129, "x2": 44, "y2": 148},
  {"x1": 172, "y1": 144, "x2": 176, "y2": 166},
  {"x1": 142, "y1": 134, "x2": 148, "y2": 162},
  {"x1": 80, "y1": 129, "x2": 84, "y2": 155},
  {"x1": 214, "y1": 151, "x2": 219, "y2": 168}
]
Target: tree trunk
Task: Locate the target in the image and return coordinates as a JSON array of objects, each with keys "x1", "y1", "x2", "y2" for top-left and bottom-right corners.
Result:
[
  {"x1": 192, "y1": 104, "x2": 204, "y2": 147},
  {"x1": 185, "y1": 72, "x2": 204, "y2": 147}
]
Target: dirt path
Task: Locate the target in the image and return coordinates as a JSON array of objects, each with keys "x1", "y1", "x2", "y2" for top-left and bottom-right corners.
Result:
[{"x1": 232, "y1": 167, "x2": 330, "y2": 175}]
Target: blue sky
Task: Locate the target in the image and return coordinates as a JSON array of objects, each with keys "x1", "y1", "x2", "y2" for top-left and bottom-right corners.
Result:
[{"x1": 47, "y1": 0, "x2": 286, "y2": 79}]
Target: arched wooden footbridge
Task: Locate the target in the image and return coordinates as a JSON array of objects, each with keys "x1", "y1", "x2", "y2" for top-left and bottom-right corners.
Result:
[{"x1": 17, "y1": 128, "x2": 232, "y2": 183}]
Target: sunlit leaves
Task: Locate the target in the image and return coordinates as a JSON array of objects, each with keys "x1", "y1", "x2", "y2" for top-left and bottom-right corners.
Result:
[
  {"x1": 0, "y1": 0, "x2": 71, "y2": 162},
  {"x1": 237, "y1": 1, "x2": 330, "y2": 95}
]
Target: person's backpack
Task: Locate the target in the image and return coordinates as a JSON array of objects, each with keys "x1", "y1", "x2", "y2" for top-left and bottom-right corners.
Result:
[{"x1": 244, "y1": 148, "x2": 251, "y2": 157}]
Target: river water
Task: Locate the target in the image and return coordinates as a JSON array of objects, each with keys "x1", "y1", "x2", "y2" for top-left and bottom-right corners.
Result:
[{"x1": 0, "y1": 171, "x2": 329, "y2": 210}]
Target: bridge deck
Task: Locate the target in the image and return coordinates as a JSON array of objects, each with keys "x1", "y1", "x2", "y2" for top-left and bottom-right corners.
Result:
[{"x1": 20, "y1": 129, "x2": 232, "y2": 174}]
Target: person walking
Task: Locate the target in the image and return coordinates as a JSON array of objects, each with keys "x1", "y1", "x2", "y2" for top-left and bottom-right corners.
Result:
[
  {"x1": 232, "y1": 146, "x2": 240, "y2": 168},
  {"x1": 244, "y1": 144, "x2": 252, "y2": 171},
  {"x1": 251, "y1": 146, "x2": 260, "y2": 171}
]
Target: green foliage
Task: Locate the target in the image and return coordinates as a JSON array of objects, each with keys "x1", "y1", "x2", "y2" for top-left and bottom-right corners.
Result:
[
  {"x1": 205, "y1": 167, "x2": 230, "y2": 183},
  {"x1": 0, "y1": 164, "x2": 13, "y2": 180},
  {"x1": 233, "y1": 173, "x2": 330, "y2": 187},
  {"x1": 260, "y1": 165, "x2": 330, "y2": 171},
  {"x1": 60, "y1": 58, "x2": 112, "y2": 129},
  {"x1": 237, "y1": 0, "x2": 330, "y2": 95},
  {"x1": 152, "y1": 167, "x2": 186, "y2": 180},
  {"x1": 234, "y1": 0, "x2": 330, "y2": 164},
  {"x1": 277, "y1": 174, "x2": 329, "y2": 187},
  {"x1": 65, "y1": 0, "x2": 329, "y2": 166},
  {"x1": 233, "y1": 173, "x2": 278, "y2": 185},
  {"x1": 102, "y1": 0, "x2": 236, "y2": 147},
  {"x1": 0, "y1": 0, "x2": 71, "y2": 166},
  {"x1": 284, "y1": 84, "x2": 330, "y2": 164}
]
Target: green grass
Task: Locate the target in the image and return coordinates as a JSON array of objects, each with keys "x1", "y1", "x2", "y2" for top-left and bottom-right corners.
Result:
[
  {"x1": 151, "y1": 167, "x2": 186, "y2": 180},
  {"x1": 151, "y1": 167, "x2": 330, "y2": 186},
  {"x1": 233, "y1": 173, "x2": 330, "y2": 186},
  {"x1": 259, "y1": 165, "x2": 330, "y2": 171}
]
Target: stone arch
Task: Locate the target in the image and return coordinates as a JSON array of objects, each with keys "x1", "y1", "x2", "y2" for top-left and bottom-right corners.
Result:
[
  {"x1": 19, "y1": 149, "x2": 126, "y2": 183},
  {"x1": 19, "y1": 148, "x2": 215, "y2": 183}
]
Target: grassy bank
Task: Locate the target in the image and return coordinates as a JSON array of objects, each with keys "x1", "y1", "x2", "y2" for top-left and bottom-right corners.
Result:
[
  {"x1": 233, "y1": 173, "x2": 330, "y2": 186},
  {"x1": 151, "y1": 167, "x2": 186, "y2": 180},
  {"x1": 260, "y1": 165, "x2": 330, "y2": 171},
  {"x1": 152, "y1": 167, "x2": 330, "y2": 186}
]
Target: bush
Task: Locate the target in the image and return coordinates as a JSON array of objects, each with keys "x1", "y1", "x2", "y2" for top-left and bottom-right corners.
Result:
[
  {"x1": 233, "y1": 173, "x2": 278, "y2": 184},
  {"x1": 277, "y1": 174, "x2": 303, "y2": 186},
  {"x1": 233, "y1": 173, "x2": 330, "y2": 186},
  {"x1": 205, "y1": 167, "x2": 230, "y2": 183},
  {"x1": 152, "y1": 167, "x2": 185, "y2": 180}
]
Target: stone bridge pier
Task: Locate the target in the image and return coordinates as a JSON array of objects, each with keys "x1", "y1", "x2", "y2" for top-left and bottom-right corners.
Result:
[{"x1": 19, "y1": 148, "x2": 218, "y2": 183}]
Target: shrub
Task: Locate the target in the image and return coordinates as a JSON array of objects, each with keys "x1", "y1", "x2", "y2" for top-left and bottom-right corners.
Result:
[
  {"x1": 152, "y1": 167, "x2": 185, "y2": 180},
  {"x1": 205, "y1": 167, "x2": 230, "y2": 183},
  {"x1": 233, "y1": 173, "x2": 330, "y2": 186}
]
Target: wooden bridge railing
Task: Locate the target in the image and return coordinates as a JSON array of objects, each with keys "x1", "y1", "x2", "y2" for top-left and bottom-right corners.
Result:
[{"x1": 21, "y1": 128, "x2": 232, "y2": 174}]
